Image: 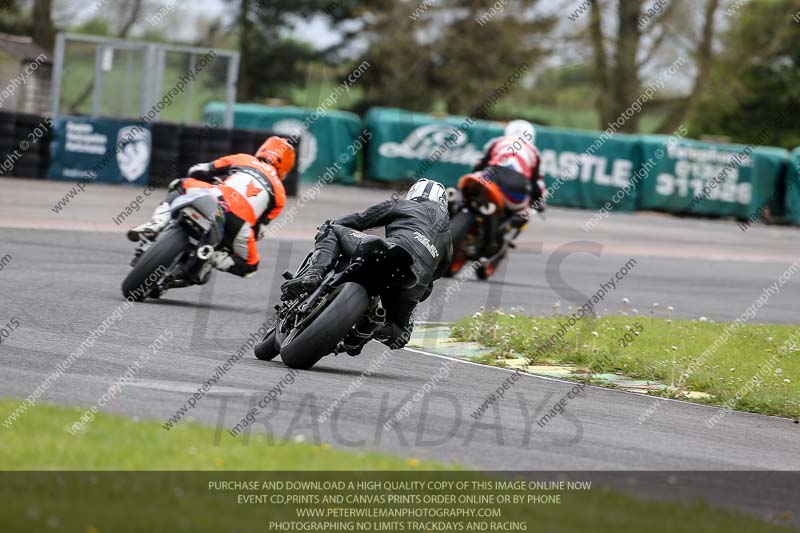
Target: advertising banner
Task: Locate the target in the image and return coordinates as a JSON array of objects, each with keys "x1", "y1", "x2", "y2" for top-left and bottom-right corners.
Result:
[
  {"x1": 204, "y1": 103, "x2": 362, "y2": 184},
  {"x1": 47, "y1": 115, "x2": 151, "y2": 185},
  {"x1": 365, "y1": 108, "x2": 643, "y2": 209},
  {"x1": 536, "y1": 128, "x2": 642, "y2": 211},
  {"x1": 785, "y1": 148, "x2": 800, "y2": 225},
  {"x1": 638, "y1": 136, "x2": 788, "y2": 219},
  {"x1": 364, "y1": 107, "x2": 503, "y2": 188}
]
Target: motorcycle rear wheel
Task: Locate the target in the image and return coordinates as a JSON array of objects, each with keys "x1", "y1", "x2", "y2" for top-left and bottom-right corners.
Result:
[
  {"x1": 121, "y1": 226, "x2": 187, "y2": 302},
  {"x1": 279, "y1": 282, "x2": 369, "y2": 370}
]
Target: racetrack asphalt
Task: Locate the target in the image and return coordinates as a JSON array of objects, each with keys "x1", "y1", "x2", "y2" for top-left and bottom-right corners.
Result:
[{"x1": 1, "y1": 178, "x2": 799, "y2": 520}]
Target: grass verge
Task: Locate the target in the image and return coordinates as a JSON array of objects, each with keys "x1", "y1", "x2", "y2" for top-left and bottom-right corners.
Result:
[
  {"x1": 0, "y1": 400, "x2": 797, "y2": 532},
  {"x1": 452, "y1": 311, "x2": 800, "y2": 419},
  {"x1": 0, "y1": 399, "x2": 438, "y2": 471}
]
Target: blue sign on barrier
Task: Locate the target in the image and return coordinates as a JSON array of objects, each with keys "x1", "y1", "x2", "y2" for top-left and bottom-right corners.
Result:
[{"x1": 48, "y1": 116, "x2": 151, "y2": 185}]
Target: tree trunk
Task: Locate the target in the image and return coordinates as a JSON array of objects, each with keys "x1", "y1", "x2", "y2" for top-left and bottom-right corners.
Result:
[
  {"x1": 610, "y1": 0, "x2": 643, "y2": 133},
  {"x1": 656, "y1": 0, "x2": 720, "y2": 134},
  {"x1": 31, "y1": 0, "x2": 55, "y2": 50},
  {"x1": 589, "y1": 1, "x2": 612, "y2": 128},
  {"x1": 237, "y1": 0, "x2": 252, "y2": 101}
]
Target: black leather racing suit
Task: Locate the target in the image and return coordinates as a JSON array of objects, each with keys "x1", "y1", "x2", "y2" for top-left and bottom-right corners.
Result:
[{"x1": 311, "y1": 198, "x2": 452, "y2": 349}]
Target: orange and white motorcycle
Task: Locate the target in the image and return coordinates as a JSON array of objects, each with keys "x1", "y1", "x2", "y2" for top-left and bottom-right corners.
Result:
[{"x1": 445, "y1": 173, "x2": 529, "y2": 280}]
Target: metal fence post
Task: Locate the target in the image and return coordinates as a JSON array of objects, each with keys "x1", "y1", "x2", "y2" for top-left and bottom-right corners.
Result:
[
  {"x1": 50, "y1": 33, "x2": 65, "y2": 117},
  {"x1": 91, "y1": 44, "x2": 104, "y2": 117},
  {"x1": 225, "y1": 54, "x2": 239, "y2": 128}
]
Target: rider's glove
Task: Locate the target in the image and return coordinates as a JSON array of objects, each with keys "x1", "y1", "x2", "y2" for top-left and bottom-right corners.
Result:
[
  {"x1": 187, "y1": 163, "x2": 213, "y2": 179},
  {"x1": 167, "y1": 178, "x2": 182, "y2": 192}
]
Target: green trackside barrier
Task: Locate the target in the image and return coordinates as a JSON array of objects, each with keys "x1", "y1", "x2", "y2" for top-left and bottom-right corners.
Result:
[
  {"x1": 364, "y1": 107, "x2": 503, "y2": 188},
  {"x1": 638, "y1": 136, "x2": 789, "y2": 219},
  {"x1": 786, "y1": 148, "x2": 800, "y2": 225},
  {"x1": 364, "y1": 107, "x2": 643, "y2": 210},
  {"x1": 536, "y1": 127, "x2": 641, "y2": 211},
  {"x1": 203, "y1": 103, "x2": 362, "y2": 184}
]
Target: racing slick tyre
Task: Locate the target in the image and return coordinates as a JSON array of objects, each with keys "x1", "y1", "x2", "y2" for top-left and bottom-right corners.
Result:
[
  {"x1": 254, "y1": 328, "x2": 280, "y2": 361},
  {"x1": 444, "y1": 211, "x2": 476, "y2": 278},
  {"x1": 121, "y1": 226, "x2": 187, "y2": 302},
  {"x1": 279, "y1": 282, "x2": 369, "y2": 370}
]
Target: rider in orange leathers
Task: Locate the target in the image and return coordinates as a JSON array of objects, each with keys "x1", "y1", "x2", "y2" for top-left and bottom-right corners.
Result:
[{"x1": 128, "y1": 136, "x2": 295, "y2": 277}]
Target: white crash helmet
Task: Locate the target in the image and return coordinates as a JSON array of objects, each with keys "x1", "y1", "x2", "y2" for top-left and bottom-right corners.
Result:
[
  {"x1": 505, "y1": 119, "x2": 536, "y2": 145},
  {"x1": 406, "y1": 178, "x2": 447, "y2": 207}
]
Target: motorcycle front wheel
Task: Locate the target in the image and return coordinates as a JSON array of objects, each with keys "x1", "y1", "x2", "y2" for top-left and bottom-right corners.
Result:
[
  {"x1": 279, "y1": 282, "x2": 369, "y2": 370},
  {"x1": 445, "y1": 210, "x2": 476, "y2": 278}
]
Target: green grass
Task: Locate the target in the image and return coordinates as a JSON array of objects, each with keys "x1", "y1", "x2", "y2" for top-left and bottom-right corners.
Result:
[
  {"x1": 0, "y1": 399, "x2": 438, "y2": 471},
  {"x1": 452, "y1": 311, "x2": 800, "y2": 419},
  {"x1": 0, "y1": 401, "x2": 797, "y2": 532}
]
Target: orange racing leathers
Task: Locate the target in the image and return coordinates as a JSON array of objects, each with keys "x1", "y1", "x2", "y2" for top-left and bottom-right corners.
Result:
[{"x1": 181, "y1": 154, "x2": 286, "y2": 277}]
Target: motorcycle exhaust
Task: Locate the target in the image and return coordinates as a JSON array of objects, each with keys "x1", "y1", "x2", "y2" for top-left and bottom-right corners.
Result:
[
  {"x1": 351, "y1": 305, "x2": 386, "y2": 342},
  {"x1": 446, "y1": 187, "x2": 460, "y2": 202},
  {"x1": 196, "y1": 245, "x2": 214, "y2": 260}
]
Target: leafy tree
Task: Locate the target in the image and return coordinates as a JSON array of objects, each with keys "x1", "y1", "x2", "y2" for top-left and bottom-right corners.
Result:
[
  {"x1": 349, "y1": 0, "x2": 438, "y2": 112},
  {"x1": 586, "y1": 0, "x2": 721, "y2": 133},
  {"x1": 432, "y1": 0, "x2": 554, "y2": 116},
  {"x1": 352, "y1": 0, "x2": 554, "y2": 116},
  {"x1": 0, "y1": 1, "x2": 32, "y2": 36},
  {"x1": 690, "y1": 0, "x2": 800, "y2": 148},
  {"x1": 227, "y1": 0, "x2": 368, "y2": 101}
]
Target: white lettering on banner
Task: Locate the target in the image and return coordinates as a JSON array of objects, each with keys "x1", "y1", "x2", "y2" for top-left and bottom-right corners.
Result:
[
  {"x1": 64, "y1": 122, "x2": 108, "y2": 155},
  {"x1": 656, "y1": 146, "x2": 752, "y2": 205},
  {"x1": 539, "y1": 149, "x2": 633, "y2": 189},
  {"x1": 378, "y1": 124, "x2": 484, "y2": 165}
]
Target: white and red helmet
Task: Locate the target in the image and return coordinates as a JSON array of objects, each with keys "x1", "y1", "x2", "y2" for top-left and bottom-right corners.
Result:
[{"x1": 505, "y1": 119, "x2": 536, "y2": 146}]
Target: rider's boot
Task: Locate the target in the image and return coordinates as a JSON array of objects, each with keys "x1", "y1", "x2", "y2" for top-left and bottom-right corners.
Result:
[
  {"x1": 127, "y1": 202, "x2": 171, "y2": 242},
  {"x1": 281, "y1": 248, "x2": 335, "y2": 299}
]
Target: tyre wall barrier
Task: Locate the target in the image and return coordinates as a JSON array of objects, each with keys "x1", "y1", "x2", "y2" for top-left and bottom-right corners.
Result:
[
  {"x1": 0, "y1": 110, "x2": 53, "y2": 179},
  {"x1": 0, "y1": 111, "x2": 300, "y2": 196}
]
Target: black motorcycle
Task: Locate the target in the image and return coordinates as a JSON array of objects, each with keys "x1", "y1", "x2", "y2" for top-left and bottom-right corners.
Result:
[
  {"x1": 121, "y1": 192, "x2": 226, "y2": 302},
  {"x1": 254, "y1": 235, "x2": 417, "y2": 370}
]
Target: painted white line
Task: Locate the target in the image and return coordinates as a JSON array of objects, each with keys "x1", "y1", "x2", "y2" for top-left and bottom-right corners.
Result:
[
  {"x1": 401, "y1": 346, "x2": 795, "y2": 422},
  {"x1": 127, "y1": 379, "x2": 256, "y2": 396}
]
